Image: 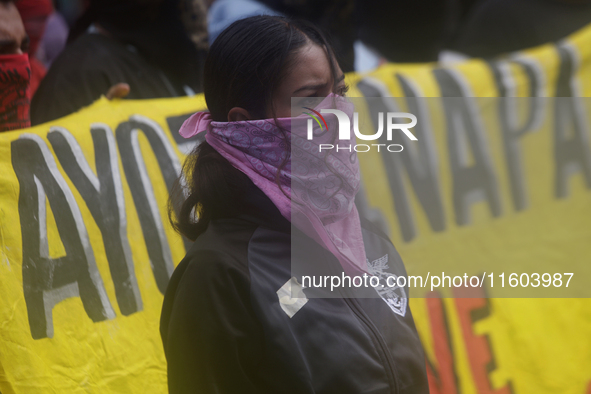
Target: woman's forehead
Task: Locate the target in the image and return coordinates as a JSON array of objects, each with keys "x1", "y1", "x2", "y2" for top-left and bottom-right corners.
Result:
[{"x1": 286, "y1": 44, "x2": 335, "y2": 93}]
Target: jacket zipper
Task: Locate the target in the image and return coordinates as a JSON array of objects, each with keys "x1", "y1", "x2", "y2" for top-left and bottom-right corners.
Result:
[
  {"x1": 343, "y1": 296, "x2": 400, "y2": 394},
  {"x1": 323, "y1": 248, "x2": 401, "y2": 394}
]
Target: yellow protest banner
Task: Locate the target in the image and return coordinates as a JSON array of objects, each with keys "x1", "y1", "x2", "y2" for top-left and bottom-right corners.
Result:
[
  {"x1": 1, "y1": 22, "x2": 590, "y2": 394},
  {"x1": 0, "y1": 96, "x2": 206, "y2": 393},
  {"x1": 348, "y1": 24, "x2": 591, "y2": 394}
]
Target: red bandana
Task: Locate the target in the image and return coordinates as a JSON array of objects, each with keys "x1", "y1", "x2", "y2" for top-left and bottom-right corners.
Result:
[{"x1": 0, "y1": 54, "x2": 31, "y2": 132}]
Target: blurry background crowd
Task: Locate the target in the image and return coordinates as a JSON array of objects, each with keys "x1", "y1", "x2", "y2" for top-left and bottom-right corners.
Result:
[{"x1": 1, "y1": 0, "x2": 591, "y2": 132}]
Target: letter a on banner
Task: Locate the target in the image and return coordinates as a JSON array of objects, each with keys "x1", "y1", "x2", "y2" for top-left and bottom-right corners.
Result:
[
  {"x1": 433, "y1": 68, "x2": 502, "y2": 226},
  {"x1": 11, "y1": 134, "x2": 115, "y2": 339}
]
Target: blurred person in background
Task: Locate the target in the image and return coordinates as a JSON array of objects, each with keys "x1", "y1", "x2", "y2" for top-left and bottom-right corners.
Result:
[
  {"x1": 30, "y1": 0, "x2": 209, "y2": 125},
  {"x1": 0, "y1": 0, "x2": 31, "y2": 131},
  {"x1": 15, "y1": 0, "x2": 52, "y2": 95},
  {"x1": 208, "y1": 0, "x2": 357, "y2": 72},
  {"x1": 52, "y1": 0, "x2": 85, "y2": 27},
  {"x1": 356, "y1": 0, "x2": 460, "y2": 63},
  {"x1": 37, "y1": 7, "x2": 69, "y2": 68},
  {"x1": 258, "y1": 0, "x2": 357, "y2": 72},
  {"x1": 450, "y1": 0, "x2": 591, "y2": 58},
  {"x1": 208, "y1": 0, "x2": 280, "y2": 44}
]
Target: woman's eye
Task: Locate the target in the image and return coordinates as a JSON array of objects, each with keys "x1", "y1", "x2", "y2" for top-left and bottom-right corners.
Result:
[
  {"x1": 299, "y1": 97, "x2": 318, "y2": 107},
  {"x1": 21, "y1": 37, "x2": 30, "y2": 53}
]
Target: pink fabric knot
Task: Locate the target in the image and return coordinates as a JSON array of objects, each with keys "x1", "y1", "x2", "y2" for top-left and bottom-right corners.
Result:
[{"x1": 179, "y1": 111, "x2": 212, "y2": 139}]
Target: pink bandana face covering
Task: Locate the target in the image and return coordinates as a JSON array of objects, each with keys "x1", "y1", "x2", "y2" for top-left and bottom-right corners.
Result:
[{"x1": 179, "y1": 94, "x2": 368, "y2": 276}]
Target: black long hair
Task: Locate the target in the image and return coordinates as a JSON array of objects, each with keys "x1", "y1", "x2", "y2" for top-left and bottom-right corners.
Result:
[{"x1": 170, "y1": 15, "x2": 341, "y2": 241}]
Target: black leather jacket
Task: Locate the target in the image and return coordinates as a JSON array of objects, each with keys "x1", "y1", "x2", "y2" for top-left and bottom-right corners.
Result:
[{"x1": 160, "y1": 184, "x2": 429, "y2": 394}]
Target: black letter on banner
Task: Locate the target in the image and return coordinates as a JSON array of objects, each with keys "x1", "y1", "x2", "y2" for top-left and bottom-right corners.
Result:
[
  {"x1": 47, "y1": 125, "x2": 142, "y2": 315},
  {"x1": 433, "y1": 68, "x2": 502, "y2": 225},
  {"x1": 553, "y1": 44, "x2": 591, "y2": 198},
  {"x1": 115, "y1": 115, "x2": 184, "y2": 293},
  {"x1": 357, "y1": 76, "x2": 445, "y2": 242},
  {"x1": 11, "y1": 134, "x2": 115, "y2": 339},
  {"x1": 489, "y1": 58, "x2": 546, "y2": 211}
]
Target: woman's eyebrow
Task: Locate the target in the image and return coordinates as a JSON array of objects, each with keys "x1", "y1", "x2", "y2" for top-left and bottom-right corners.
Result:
[
  {"x1": 292, "y1": 74, "x2": 346, "y2": 95},
  {"x1": 292, "y1": 82, "x2": 329, "y2": 94}
]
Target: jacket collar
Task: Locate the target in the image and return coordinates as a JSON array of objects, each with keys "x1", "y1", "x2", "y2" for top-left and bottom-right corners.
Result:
[{"x1": 237, "y1": 182, "x2": 291, "y2": 234}]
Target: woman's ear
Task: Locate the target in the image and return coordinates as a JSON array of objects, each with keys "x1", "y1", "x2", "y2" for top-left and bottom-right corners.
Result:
[{"x1": 228, "y1": 107, "x2": 252, "y2": 122}]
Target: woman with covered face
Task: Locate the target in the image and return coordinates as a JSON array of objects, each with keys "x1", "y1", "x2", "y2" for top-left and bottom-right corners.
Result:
[{"x1": 160, "y1": 15, "x2": 429, "y2": 394}]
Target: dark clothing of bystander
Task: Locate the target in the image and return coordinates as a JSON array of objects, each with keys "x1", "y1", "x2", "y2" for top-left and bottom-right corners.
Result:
[
  {"x1": 31, "y1": 33, "x2": 190, "y2": 125},
  {"x1": 451, "y1": 0, "x2": 591, "y2": 58},
  {"x1": 31, "y1": 0, "x2": 208, "y2": 125}
]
